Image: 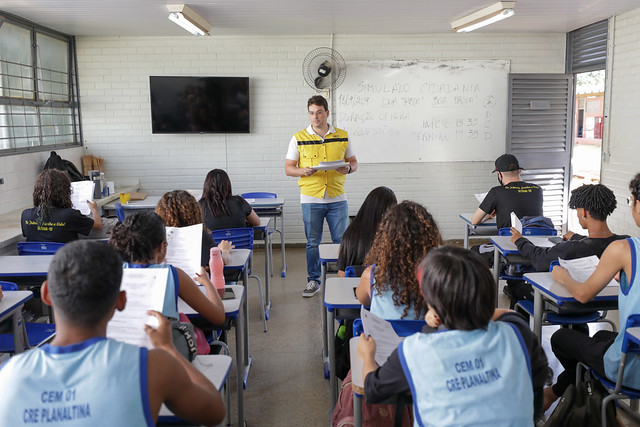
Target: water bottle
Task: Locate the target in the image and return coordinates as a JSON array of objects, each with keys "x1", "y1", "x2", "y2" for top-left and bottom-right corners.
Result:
[{"x1": 209, "y1": 247, "x2": 226, "y2": 298}]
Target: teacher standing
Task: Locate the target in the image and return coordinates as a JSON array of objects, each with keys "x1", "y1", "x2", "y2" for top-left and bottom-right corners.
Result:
[{"x1": 285, "y1": 95, "x2": 358, "y2": 297}]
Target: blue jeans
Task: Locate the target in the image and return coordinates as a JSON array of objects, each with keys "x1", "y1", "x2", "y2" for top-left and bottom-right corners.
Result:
[{"x1": 302, "y1": 201, "x2": 348, "y2": 282}]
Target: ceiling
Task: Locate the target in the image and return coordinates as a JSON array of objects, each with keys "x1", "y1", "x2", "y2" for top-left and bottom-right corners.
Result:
[{"x1": 1, "y1": 0, "x2": 640, "y2": 37}]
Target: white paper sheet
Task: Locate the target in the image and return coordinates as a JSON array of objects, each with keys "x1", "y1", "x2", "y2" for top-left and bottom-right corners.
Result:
[
  {"x1": 474, "y1": 192, "x2": 487, "y2": 203},
  {"x1": 360, "y1": 307, "x2": 404, "y2": 366},
  {"x1": 70, "y1": 181, "x2": 95, "y2": 215},
  {"x1": 312, "y1": 160, "x2": 349, "y2": 171},
  {"x1": 511, "y1": 212, "x2": 522, "y2": 233},
  {"x1": 558, "y1": 255, "x2": 618, "y2": 287},
  {"x1": 107, "y1": 268, "x2": 168, "y2": 348},
  {"x1": 164, "y1": 224, "x2": 203, "y2": 277}
]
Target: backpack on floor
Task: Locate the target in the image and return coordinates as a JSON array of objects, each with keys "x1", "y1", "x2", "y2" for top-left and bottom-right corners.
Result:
[{"x1": 544, "y1": 375, "x2": 616, "y2": 427}]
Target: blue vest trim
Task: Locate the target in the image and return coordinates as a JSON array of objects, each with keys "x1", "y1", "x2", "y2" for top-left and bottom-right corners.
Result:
[
  {"x1": 504, "y1": 322, "x2": 532, "y2": 379},
  {"x1": 628, "y1": 238, "x2": 636, "y2": 295},
  {"x1": 41, "y1": 337, "x2": 106, "y2": 354},
  {"x1": 127, "y1": 262, "x2": 153, "y2": 268},
  {"x1": 170, "y1": 265, "x2": 180, "y2": 301},
  {"x1": 139, "y1": 348, "x2": 154, "y2": 427},
  {"x1": 397, "y1": 341, "x2": 425, "y2": 427}
]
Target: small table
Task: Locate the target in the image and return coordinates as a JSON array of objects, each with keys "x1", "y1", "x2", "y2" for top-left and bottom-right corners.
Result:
[
  {"x1": 254, "y1": 217, "x2": 273, "y2": 319},
  {"x1": 179, "y1": 284, "x2": 245, "y2": 427},
  {"x1": 523, "y1": 272, "x2": 619, "y2": 343},
  {"x1": 324, "y1": 276, "x2": 361, "y2": 415},
  {"x1": 458, "y1": 213, "x2": 497, "y2": 249},
  {"x1": 158, "y1": 354, "x2": 233, "y2": 423},
  {"x1": 0, "y1": 255, "x2": 54, "y2": 277},
  {"x1": 247, "y1": 197, "x2": 287, "y2": 277},
  {"x1": 320, "y1": 243, "x2": 340, "y2": 379},
  {"x1": 0, "y1": 290, "x2": 34, "y2": 354}
]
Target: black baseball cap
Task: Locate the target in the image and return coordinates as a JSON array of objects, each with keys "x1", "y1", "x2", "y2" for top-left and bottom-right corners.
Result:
[{"x1": 492, "y1": 154, "x2": 524, "y2": 173}]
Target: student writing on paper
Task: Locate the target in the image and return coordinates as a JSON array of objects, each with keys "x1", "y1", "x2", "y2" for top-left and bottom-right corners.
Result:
[
  {"x1": 198, "y1": 169, "x2": 260, "y2": 231},
  {"x1": 109, "y1": 212, "x2": 225, "y2": 327},
  {"x1": 505, "y1": 184, "x2": 628, "y2": 307},
  {"x1": 545, "y1": 173, "x2": 640, "y2": 410},
  {"x1": 21, "y1": 169, "x2": 102, "y2": 243},
  {"x1": 356, "y1": 201, "x2": 442, "y2": 320},
  {"x1": 156, "y1": 190, "x2": 232, "y2": 267},
  {"x1": 358, "y1": 247, "x2": 550, "y2": 424},
  {"x1": 0, "y1": 240, "x2": 225, "y2": 426},
  {"x1": 337, "y1": 186, "x2": 397, "y2": 277}
]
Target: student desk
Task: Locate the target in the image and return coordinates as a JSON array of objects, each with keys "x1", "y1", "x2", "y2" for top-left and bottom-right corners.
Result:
[
  {"x1": 489, "y1": 236, "x2": 556, "y2": 305},
  {"x1": 350, "y1": 335, "x2": 365, "y2": 427},
  {"x1": 178, "y1": 285, "x2": 244, "y2": 427},
  {"x1": 523, "y1": 272, "x2": 619, "y2": 343},
  {"x1": 254, "y1": 217, "x2": 273, "y2": 319},
  {"x1": 0, "y1": 255, "x2": 53, "y2": 278},
  {"x1": 0, "y1": 290, "x2": 33, "y2": 354},
  {"x1": 158, "y1": 354, "x2": 233, "y2": 423},
  {"x1": 320, "y1": 243, "x2": 340, "y2": 380},
  {"x1": 246, "y1": 197, "x2": 287, "y2": 278},
  {"x1": 458, "y1": 213, "x2": 497, "y2": 249},
  {"x1": 324, "y1": 276, "x2": 361, "y2": 415}
]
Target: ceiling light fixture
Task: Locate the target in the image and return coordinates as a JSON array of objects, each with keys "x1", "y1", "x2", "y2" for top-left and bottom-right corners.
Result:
[
  {"x1": 451, "y1": 1, "x2": 516, "y2": 33},
  {"x1": 167, "y1": 4, "x2": 211, "y2": 36}
]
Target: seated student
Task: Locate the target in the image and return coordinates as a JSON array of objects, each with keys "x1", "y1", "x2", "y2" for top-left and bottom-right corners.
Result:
[
  {"x1": 506, "y1": 183, "x2": 628, "y2": 305},
  {"x1": 337, "y1": 186, "x2": 397, "y2": 277},
  {"x1": 156, "y1": 190, "x2": 233, "y2": 267},
  {"x1": 544, "y1": 172, "x2": 640, "y2": 410},
  {"x1": 198, "y1": 169, "x2": 260, "y2": 231},
  {"x1": 356, "y1": 201, "x2": 442, "y2": 320},
  {"x1": 0, "y1": 240, "x2": 225, "y2": 426},
  {"x1": 109, "y1": 211, "x2": 225, "y2": 326},
  {"x1": 358, "y1": 246, "x2": 550, "y2": 424},
  {"x1": 21, "y1": 169, "x2": 102, "y2": 243}
]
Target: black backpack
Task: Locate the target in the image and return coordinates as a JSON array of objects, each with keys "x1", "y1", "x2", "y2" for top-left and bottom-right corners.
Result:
[
  {"x1": 43, "y1": 151, "x2": 86, "y2": 182},
  {"x1": 544, "y1": 376, "x2": 616, "y2": 427}
]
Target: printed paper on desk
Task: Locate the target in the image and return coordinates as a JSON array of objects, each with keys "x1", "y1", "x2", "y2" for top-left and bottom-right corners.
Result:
[
  {"x1": 165, "y1": 224, "x2": 202, "y2": 277},
  {"x1": 558, "y1": 256, "x2": 618, "y2": 287},
  {"x1": 107, "y1": 268, "x2": 168, "y2": 348},
  {"x1": 70, "y1": 181, "x2": 95, "y2": 215},
  {"x1": 475, "y1": 192, "x2": 487, "y2": 203},
  {"x1": 511, "y1": 212, "x2": 522, "y2": 233},
  {"x1": 361, "y1": 307, "x2": 403, "y2": 366}
]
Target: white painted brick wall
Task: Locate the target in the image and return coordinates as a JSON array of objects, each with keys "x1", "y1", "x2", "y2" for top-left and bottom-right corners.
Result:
[
  {"x1": 601, "y1": 8, "x2": 640, "y2": 236},
  {"x1": 73, "y1": 33, "x2": 566, "y2": 242}
]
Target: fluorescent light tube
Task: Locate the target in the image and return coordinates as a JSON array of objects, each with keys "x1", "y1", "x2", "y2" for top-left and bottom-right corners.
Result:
[
  {"x1": 451, "y1": 1, "x2": 516, "y2": 33},
  {"x1": 167, "y1": 4, "x2": 211, "y2": 36}
]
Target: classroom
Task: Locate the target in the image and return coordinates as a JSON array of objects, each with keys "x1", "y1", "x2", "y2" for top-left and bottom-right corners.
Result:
[{"x1": 2, "y1": 0, "x2": 640, "y2": 425}]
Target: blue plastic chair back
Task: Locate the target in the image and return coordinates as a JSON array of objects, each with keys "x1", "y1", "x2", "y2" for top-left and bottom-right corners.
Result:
[
  {"x1": 0, "y1": 281, "x2": 18, "y2": 291},
  {"x1": 17, "y1": 242, "x2": 65, "y2": 255},
  {"x1": 211, "y1": 228, "x2": 254, "y2": 251},
  {"x1": 499, "y1": 227, "x2": 557, "y2": 236},
  {"x1": 241, "y1": 192, "x2": 276, "y2": 199},
  {"x1": 353, "y1": 317, "x2": 426, "y2": 337},
  {"x1": 344, "y1": 266, "x2": 356, "y2": 278},
  {"x1": 114, "y1": 202, "x2": 125, "y2": 222}
]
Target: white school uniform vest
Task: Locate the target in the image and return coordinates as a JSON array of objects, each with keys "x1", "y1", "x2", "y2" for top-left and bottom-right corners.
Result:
[
  {"x1": 398, "y1": 321, "x2": 534, "y2": 427},
  {"x1": 603, "y1": 237, "x2": 640, "y2": 388},
  {"x1": 0, "y1": 337, "x2": 152, "y2": 426},
  {"x1": 369, "y1": 264, "x2": 421, "y2": 320},
  {"x1": 124, "y1": 262, "x2": 180, "y2": 319}
]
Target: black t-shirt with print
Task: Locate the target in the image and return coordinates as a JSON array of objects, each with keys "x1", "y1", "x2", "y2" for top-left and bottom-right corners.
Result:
[
  {"x1": 479, "y1": 181, "x2": 543, "y2": 230},
  {"x1": 21, "y1": 207, "x2": 94, "y2": 243}
]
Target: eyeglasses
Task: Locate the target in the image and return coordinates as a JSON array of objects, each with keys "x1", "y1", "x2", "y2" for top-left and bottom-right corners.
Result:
[{"x1": 628, "y1": 196, "x2": 635, "y2": 207}]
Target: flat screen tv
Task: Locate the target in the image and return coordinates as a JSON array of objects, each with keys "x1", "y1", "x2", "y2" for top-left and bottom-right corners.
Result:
[{"x1": 150, "y1": 76, "x2": 250, "y2": 134}]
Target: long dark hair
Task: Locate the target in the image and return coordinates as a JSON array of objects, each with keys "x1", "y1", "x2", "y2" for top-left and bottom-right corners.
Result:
[
  {"x1": 199, "y1": 169, "x2": 232, "y2": 217},
  {"x1": 338, "y1": 186, "x2": 397, "y2": 269},
  {"x1": 33, "y1": 169, "x2": 72, "y2": 224}
]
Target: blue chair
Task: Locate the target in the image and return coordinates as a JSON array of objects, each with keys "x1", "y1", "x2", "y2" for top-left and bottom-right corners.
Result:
[
  {"x1": 576, "y1": 314, "x2": 640, "y2": 426},
  {"x1": 17, "y1": 242, "x2": 65, "y2": 255},
  {"x1": 241, "y1": 192, "x2": 284, "y2": 277},
  {"x1": 498, "y1": 227, "x2": 558, "y2": 237},
  {"x1": 0, "y1": 281, "x2": 56, "y2": 353},
  {"x1": 211, "y1": 227, "x2": 267, "y2": 332},
  {"x1": 241, "y1": 192, "x2": 276, "y2": 199},
  {"x1": 352, "y1": 317, "x2": 427, "y2": 338}
]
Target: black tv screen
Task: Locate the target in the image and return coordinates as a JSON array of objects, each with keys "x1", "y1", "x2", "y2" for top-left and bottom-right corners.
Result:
[{"x1": 150, "y1": 76, "x2": 250, "y2": 134}]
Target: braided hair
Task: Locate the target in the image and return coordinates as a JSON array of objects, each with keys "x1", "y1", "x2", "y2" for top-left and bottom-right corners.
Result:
[
  {"x1": 568, "y1": 184, "x2": 617, "y2": 221},
  {"x1": 108, "y1": 211, "x2": 166, "y2": 263}
]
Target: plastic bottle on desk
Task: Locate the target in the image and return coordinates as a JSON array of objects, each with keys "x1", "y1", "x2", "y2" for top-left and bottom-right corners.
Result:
[{"x1": 209, "y1": 247, "x2": 226, "y2": 298}]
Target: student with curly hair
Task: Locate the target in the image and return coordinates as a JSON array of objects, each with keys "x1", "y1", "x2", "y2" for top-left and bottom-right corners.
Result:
[
  {"x1": 21, "y1": 169, "x2": 102, "y2": 242},
  {"x1": 109, "y1": 211, "x2": 225, "y2": 326},
  {"x1": 545, "y1": 173, "x2": 640, "y2": 409},
  {"x1": 198, "y1": 169, "x2": 260, "y2": 231},
  {"x1": 337, "y1": 186, "x2": 397, "y2": 277},
  {"x1": 156, "y1": 190, "x2": 232, "y2": 267},
  {"x1": 356, "y1": 201, "x2": 442, "y2": 319}
]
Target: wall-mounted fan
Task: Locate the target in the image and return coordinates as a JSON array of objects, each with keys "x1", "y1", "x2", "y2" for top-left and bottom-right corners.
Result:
[{"x1": 302, "y1": 47, "x2": 347, "y2": 91}]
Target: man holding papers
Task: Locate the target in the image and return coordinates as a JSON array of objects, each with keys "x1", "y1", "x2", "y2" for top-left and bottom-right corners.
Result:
[
  {"x1": 285, "y1": 95, "x2": 358, "y2": 297},
  {"x1": 0, "y1": 240, "x2": 225, "y2": 426}
]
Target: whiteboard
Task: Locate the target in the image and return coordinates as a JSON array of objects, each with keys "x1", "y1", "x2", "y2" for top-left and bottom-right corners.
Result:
[{"x1": 334, "y1": 60, "x2": 510, "y2": 163}]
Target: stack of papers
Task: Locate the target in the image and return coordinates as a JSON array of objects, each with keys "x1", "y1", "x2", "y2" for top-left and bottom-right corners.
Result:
[
  {"x1": 165, "y1": 224, "x2": 202, "y2": 277},
  {"x1": 360, "y1": 308, "x2": 404, "y2": 366},
  {"x1": 558, "y1": 256, "x2": 618, "y2": 287},
  {"x1": 70, "y1": 181, "x2": 95, "y2": 215}
]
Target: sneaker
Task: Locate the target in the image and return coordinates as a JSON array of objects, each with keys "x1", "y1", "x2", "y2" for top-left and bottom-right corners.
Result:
[{"x1": 302, "y1": 280, "x2": 321, "y2": 297}]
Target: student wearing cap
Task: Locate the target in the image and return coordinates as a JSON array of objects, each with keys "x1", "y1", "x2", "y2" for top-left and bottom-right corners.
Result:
[{"x1": 471, "y1": 153, "x2": 543, "y2": 230}]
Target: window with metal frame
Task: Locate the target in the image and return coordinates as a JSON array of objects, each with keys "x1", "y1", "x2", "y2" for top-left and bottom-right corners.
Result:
[{"x1": 0, "y1": 11, "x2": 82, "y2": 155}]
